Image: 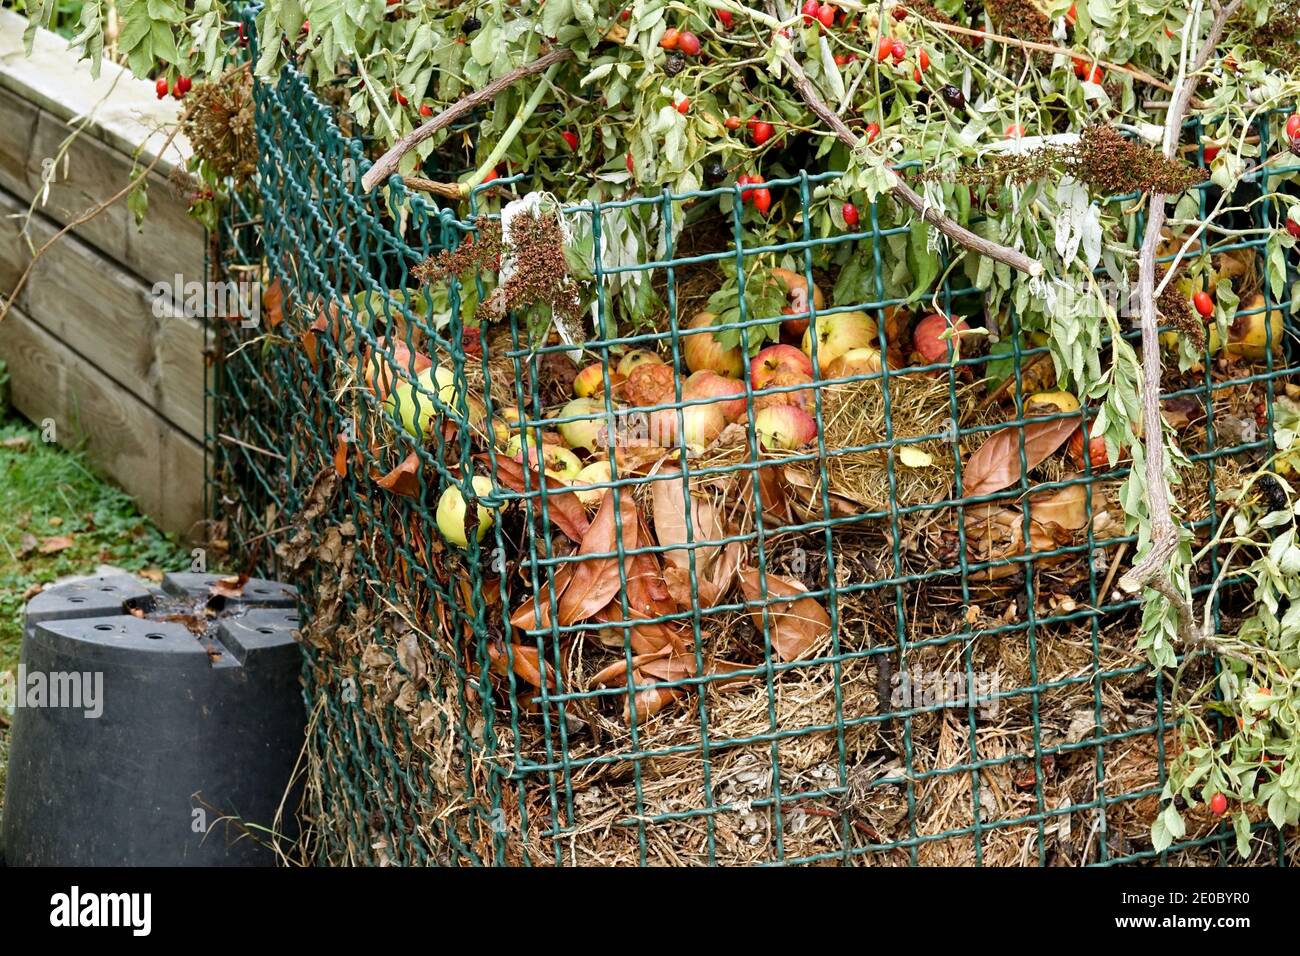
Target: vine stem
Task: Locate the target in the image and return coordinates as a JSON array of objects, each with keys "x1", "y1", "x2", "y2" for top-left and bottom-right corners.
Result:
[
  {"x1": 359, "y1": 48, "x2": 574, "y2": 194},
  {"x1": 461, "y1": 63, "x2": 561, "y2": 197},
  {"x1": 1117, "y1": 0, "x2": 1245, "y2": 646},
  {"x1": 779, "y1": 50, "x2": 1045, "y2": 277}
]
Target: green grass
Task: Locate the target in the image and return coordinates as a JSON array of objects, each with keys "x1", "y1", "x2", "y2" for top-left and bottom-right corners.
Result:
[{"x1": 0, "y1": 413, "x2": 192, "y2": 672}]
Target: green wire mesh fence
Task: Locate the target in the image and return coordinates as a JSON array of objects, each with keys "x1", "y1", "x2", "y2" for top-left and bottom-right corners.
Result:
[{"x1": 207, "y1": 22, "x2": 1300, "y2": 866}]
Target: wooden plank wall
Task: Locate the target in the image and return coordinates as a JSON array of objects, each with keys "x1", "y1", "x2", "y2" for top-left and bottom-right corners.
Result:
[{"x1": 0, "y1": 10, "x2": 209, "y2": 539}]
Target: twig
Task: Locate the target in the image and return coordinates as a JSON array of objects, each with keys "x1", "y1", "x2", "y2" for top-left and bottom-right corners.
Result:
[
  {"x1": 0, "y1": 104, "x2": 194, "y2": 326},
  {"x1": 1118, "y1": 0, "x2": 1245, "y2": 644},
  {"x1": 360, "y1": 48, "x2": 574, "y2": 194},
  {"x1": 779, "y1": 51, "x2": 1045, "y2": 278}
]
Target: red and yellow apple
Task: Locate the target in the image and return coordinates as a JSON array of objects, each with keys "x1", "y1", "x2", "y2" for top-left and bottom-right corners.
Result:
[
  {"x1": 825, "y1": 347, "x2": 883, "y2": 378},
  {"x1": 771, "y1": 266, "x2": 827, "y2": 337},
  {"x1": 684, "y1": 311, "x2": 745, "y2": 377},
  {"x1": 754, "y1": 403, "x2": 818, "y2": 450},
  {"x1": 683, "y1": 370, "x2": 747, "y2": 421},
  {"x1": 572, "y1": 460, "x2": 614, "y2": 506},
  {"x1": 754, "y1": 369, "x2": 814, "y2": 410},
  {"x1": 802, "y1": 310, "x2": 879, "y2": 369},
  {"x1": 573, "y1": 362, "x2": 623, "y2": 398},
  {"x1": 912, "y1": 313, "x2": 972, "y2": 366},
  {"x1": 616, "y1": 349, "x2": 664, "y2": 378},
  {"x1": 650, "y1": 402, "x2": 727, "y2": 451},
  {"x1": 751, "y1": 344, "x2": 814, "y2": 388}
]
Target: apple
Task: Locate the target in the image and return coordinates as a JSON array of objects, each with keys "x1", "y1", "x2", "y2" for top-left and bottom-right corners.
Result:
[
  {"x1": 754, "y1": 403, "x2": 818, "y2": 450},
  {"x1": 912, "y1": 313, "x2": 971, "y2": 366},
  {"x1": 556, "y1": 397, "x2": 609, "y2": 451},
  {"x1": 1227, "y1": 295, "x2": 1283, "y2": 361},
  {"x1": 802, "y1": 310, "x2": 879, "y2": 370},
  {"x1": 650, "y1": 402, "x2": 727, "y2": 451},
  {"x1": 436, "y1": 475, "x2": 496, "y2": 548},
  {"x1": 362, "y1": 336, "x2": 432, "y2": 399},
  {"x1": 684, "y1": 311, "x2": 745, "y2": 377},
  {"x1": 508, "y1": 437, "x2": 582, "y2": 480},
  {"x1": 751, "y1": 344, "x2": 814, "y2": 388},
  {"x1": 1068, "y1": 424, "x2": 1111, "y2": 469},
  {"x1": 825, "y1": 347, "x2": 883, "y2": 379},
  {"x1": 684, "y1": 370, "x2": 747, "y2": 421},
  {"x1": 385, "y1": 365, "x2": 457, "y2": 438},
  {"x1": 770, "y1": 266, "x2": 826, "y2": 337},
  {"x1": 573, "y1": 362, "x2": 622, "y2": 397},
  {"x1": 616, "y1": 349, "x2": 663, "y2": 378},
  {"x1": 623, "y1": 362, "x2": 676, "y2": 407},
  {"x1": 1026, "y1": 391, "x2": 1080, "y2": 416},
  {"x1": 572, "y1": 460, "x2": 614, "y2": 506},
  {"x1": 754, "y1": 369, "x2": 814, "y2": 410}
]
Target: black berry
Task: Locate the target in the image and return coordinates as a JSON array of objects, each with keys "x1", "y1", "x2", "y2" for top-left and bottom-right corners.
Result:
[
  {"x1": 463, "y1": 15, "x2": 481, "y2": 33},
  {"x1": 940, "y1": 85, "x2": 965, "y2": 110},
  {"x1": 664, "y1": 53, "x2": 686, "y2": 77}
]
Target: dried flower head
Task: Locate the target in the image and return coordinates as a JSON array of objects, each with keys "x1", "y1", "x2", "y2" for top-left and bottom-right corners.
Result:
[
  {"x1": 413, "y1": 217, "x2": 502, "y2": 285},
  {"x1": 181, "y1": 66, "x2": 257, "y2": 186},
  {"x1": 1068, "y1": 125, "x2": 1208, "y2": 196}
]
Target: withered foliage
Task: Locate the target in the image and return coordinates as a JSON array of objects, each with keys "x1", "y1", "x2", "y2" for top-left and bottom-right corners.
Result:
[
  {"x1": 181, "y1": 66, "x2": 257, "y2": 186},
  {"x1": 1069, "y1": 125, "x2": 1208, "y2": 196},
  {"x1": 1154, "y1": 265, "x2": 1205, "y2": 350},
  {"x1": 899, "y1": 1, "x2": 984, "y2": 48},
  {"x1": 985, "y1": 0, "x2": 1052, "y2": 64},
  {"x1": 413, "y1": 216, "x2": 503, "y2": 284},
  {"x1": 929, "y1": 126, "x2": 1208, "y2": 197},
  {"x1": 413, "y1": 209, "x2": 582, "y2": 323},
  {"x1": 1233, "y1": 1, "x2": 1300, "y2": 74}
]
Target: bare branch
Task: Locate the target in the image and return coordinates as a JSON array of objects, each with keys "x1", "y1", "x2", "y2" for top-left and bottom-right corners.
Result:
[
  {"x1": 360, "y1": 48, "x2": 574, "y2": 194},
  {"x1": 1119, "y1": 0, "x2": 1245, "y2": 644},
  {"x1": 780, "y1": 51, "x2": 1045, "y2": 278}
]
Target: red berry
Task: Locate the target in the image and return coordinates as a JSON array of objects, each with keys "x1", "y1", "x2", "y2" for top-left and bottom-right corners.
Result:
[
  {"x1": 676, "y1": 31, "x2": 701, "y2": 56},
  {"x1": 752, "y1": 187, "x2": 772, "y2": 216},
  {"x1": 1193, "y1": 290, "x2": 1214, "y2": 318},
  {"x1": 562, "y1": 130, "x2": 579, "y2": 151},
  {"x1": 1287, "y1": 218, "x2": 1300, "y2": 239},
  {"x1": 865, "y1": 122, "x2": 880, "y2": 142},
  {"x1": 725, "y1": 116, "x2": 742, "y2": 131},
  {"x1": 842, "y1": 202, "x2": 860, "y2": 227},
  {"x1": 394, "y1": 87, "x2": 408, "y2": 105},
  {"x1": 1287, "y1": 114, "x2": 1300, "y2": 143},
  {"x1": 1066, "y1": 2, "x2": 1078, "y2": 24},
  {"x1": 237, "y1": 23, "x2": 248, "y2": 45},
  {"x1": 660, "y1": 28, "x2": 680, "y2": 50},
  {"x1": 621, "y1": 9, "x2": 631, "y2": 20},
  {"x1": 891, "y1": 40, "x2": 906, "y2": 61},
  {"x1": 676, "y1": 97, "x2": 690, "y2": 114},
  {"x1": 483, "y1": 168, "x2": 500, "y2": 184},
  {"x1": 817, "y1": 4, "x2": 836, "y2": 28},
  {"x1": 171, "y1": 79, "x2": 185, "y2": 99},
  {"x1": 913, "y1": 67, "x2": 922, "y2": 83},
  {"x1": 1005, "y1": 123, "x2": 1025, "y2": 138},
  {"x1": 626, "y1": 152, "x2": 635, "y2": 174},
  {"x1": 834, "y1": 53, "x2": 850, "y2": 66},
  {"x1": 717, "y1": 9, "x2": 733, "y2": 29},
  {"x1": 802, "y1": 0, "x2": 821, "y2": 23},
  {"x1": 177, "y1": 75, "x2": 192, "y2": 94},
  {"x1": 877, "y1": 38, "x2": 894, "y2": 62},
  {"x1": 419, "y1": 103, "x2": 433, "y2": 117},
  {"x1": 1203, "y1": 141, "x2": 1220, "y2": 162},
  {"x1": 892, "y1": 7, "x2": 908, "y2": 20},
  {"x1": 918, "y1": 48, "x2": 930, "y2": 70},
  {"x1": 1209, "y1": 792, "x2": 1228, "y2": 817},
  {"x1": 751, "y1": 121, "x2": 775, "y2": 145},
  {"x1": 155, "y1": 77, "x2": 168, "y2": 99}
]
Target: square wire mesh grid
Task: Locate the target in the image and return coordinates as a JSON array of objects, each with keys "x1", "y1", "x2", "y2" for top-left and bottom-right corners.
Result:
[{"x1": 206, "y1": 46, "x2": 1300, "y2": 866}]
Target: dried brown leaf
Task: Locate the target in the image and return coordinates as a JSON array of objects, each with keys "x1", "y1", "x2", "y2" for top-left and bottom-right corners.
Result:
[
  {"x1": 961, "y1": 415, "x2": 1078, "y2": 498},
  {"x1": 738, "y1": 569, "x2": 831, "y2": 662}
]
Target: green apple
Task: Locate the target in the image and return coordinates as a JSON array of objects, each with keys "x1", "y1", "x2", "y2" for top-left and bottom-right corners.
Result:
[
  {"x1": 385, "y1": 365, "x2": 457, "y2": 438},
  {"x1": 436, "y1": 475, "x2": 496, "y2": 548}
]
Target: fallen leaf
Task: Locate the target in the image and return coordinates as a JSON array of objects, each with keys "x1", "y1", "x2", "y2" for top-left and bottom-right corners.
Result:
[
  {"x1": 209, "y1": 574, "x2": 249, "y2": 599},
  {"x1": 333, "y1": 433, "x2": 350, "y2": 477},
  {"x1": 262, "y1": 277, "x2": 285, "y2": 329},
  {"x1": 375, "y1": 451, "x2": 422, "y2": 497},
  {"x1": 558, "y1": 490, "x2": 640, "y2": 625},
  {"x1": 738, "y1": 569, "x2": 831, "y2": 662},
  {"x1": 487, "y1": 454, "x2": 589, "y2": 544},
  {"x1": 1, "y1": 436, "x2": 30, "y2": 450},
  {"x1": 488, "y1": 642, "x2": 558, "y2": 690},
  {"x1": 961, "y1": 414, "x2": 1078, "y2": 498},
  {"x1": 38, "y1": 535, "x2": 74, "y2": 554},
  {"x1": 510, "y1": 564, "x2": 575, "y2": 633},
  {"x1": 898, "y1": 446, "x2": 934, "y2": 468}
]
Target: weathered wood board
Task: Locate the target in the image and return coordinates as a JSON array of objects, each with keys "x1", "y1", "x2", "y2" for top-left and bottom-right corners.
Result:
[{"x1": 0, "y1": 307, "x2": 205, "y2": 537}]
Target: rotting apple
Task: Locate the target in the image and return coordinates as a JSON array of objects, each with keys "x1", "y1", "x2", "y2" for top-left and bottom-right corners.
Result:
[
  {"x1": 384, "y1": 365, "x2": 458, "y2": 438},
  {"x1": 650, "y1": 402, "x2": 727, "y2": 451},
  {"x1": 510, "y1": 440, "x2": 582, "y2": 480},
  {"x1": 1228, "y1": 294, "x2": 1284, "y2": 361},
  {"x1": 684, "y1": 311, "x2": 745, "y2": 377},
  {"x1": 751, "y1": 343, "x2": 814, "y2": 388},
  {"x1": 826, "y1": 346, "x2": 883, "y2": 379},
  {"x1": 912, "y1": 313, "x2": 972, "y2": 366},
  {"x1": 754, "y1": 404, "x2": 818, "y2": 450},
  {"x1": 623, "y1": 362, "x2": 676, "y2": 407},
  {"x1": 572, "y1": 460, "x2": 614, "y2": 506},
  {"x1": 770, "y1": 266, "x2": 827, "y2": 337},
  {"x1": 754, "y1": 370, "x2": 814, "y2": 410},
  {"x1": 616, "y1": 349, "x2": 664, "y2": 378},
  {"x1": 802, "y1": 310, "x2": 879, "y2": 370},
  {"x1": 1068, "y1": 423, "x2": 1111, "y2": 469},
  {"x1": 683, "y1": 370, "x2": 747, "y2": 421},
  {"x1": 556, "y1": 397, "x2": 609, "y2": 451},
  {"x1": 436, "y1": 475, "x2": 496, "y2": 548},
  {"x1": 573, "y1": 362, "x2": 621, "y2": 398},
  {"x1": 1026, "y1": 390, "x2": 1080, "y2": 416}
]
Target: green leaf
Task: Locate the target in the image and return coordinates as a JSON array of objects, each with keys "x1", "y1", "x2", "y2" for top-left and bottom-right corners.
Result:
[{"x1": 905, "y1": 218, "x2": 940, "y2": 303}]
